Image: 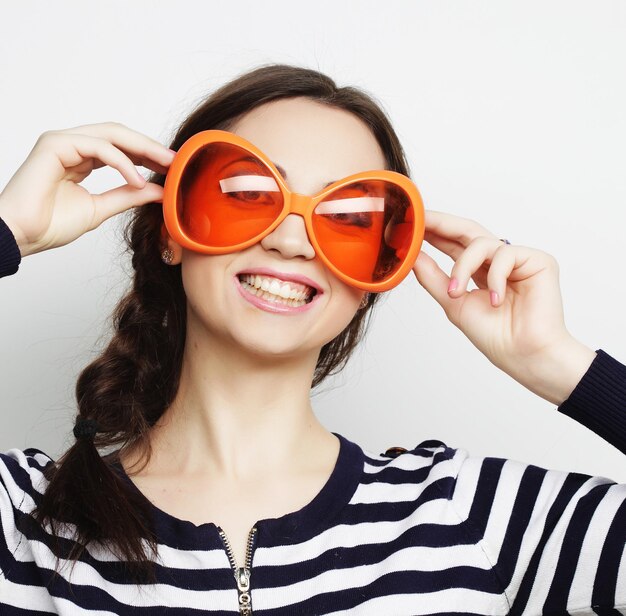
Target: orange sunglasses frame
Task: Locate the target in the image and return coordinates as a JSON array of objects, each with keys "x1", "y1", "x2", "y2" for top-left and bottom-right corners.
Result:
[{"x1": 162, "y1": 130, "x2": 425, "y2": 292}]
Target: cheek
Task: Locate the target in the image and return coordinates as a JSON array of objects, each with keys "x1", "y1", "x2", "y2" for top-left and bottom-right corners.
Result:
[
  {"x1": 179, "y1": 252, "x2": 230, "y2": 318},
  {"x1": 323, "y1": 281, "x2": 364, "y2": 336}
]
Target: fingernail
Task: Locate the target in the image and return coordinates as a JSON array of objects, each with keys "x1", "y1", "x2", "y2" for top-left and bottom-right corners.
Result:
[
  {"x1": 168, "y1": 148, "x2": 177, "y2": 157},
  {"x1": 447, "y1": 277, "x2": 458, "y2": 293},
  {"x1": 490, "y1": 291, "x2": 499, "y2": 306}
]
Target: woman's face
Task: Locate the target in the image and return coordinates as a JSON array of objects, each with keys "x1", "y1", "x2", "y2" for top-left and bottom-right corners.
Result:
[{"x1": 175, "y1": 97, "x2": 387, "y2": 359}]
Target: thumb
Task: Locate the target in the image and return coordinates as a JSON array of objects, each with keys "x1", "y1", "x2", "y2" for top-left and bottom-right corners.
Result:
[{"x1": 412, "y1": 251, "x2": 456, "y2": 314}]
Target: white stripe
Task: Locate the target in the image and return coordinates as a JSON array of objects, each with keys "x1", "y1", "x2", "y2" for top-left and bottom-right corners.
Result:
[
  {"x1": 219, "y1": 175, "x2": 279, "y2": 192},
  {"x1": 0, "y1": 577, "x2": 77, "y2": 612},
  {"x1": 561, "y1": 481, "x2": 624, "y2": 610},
  {"x1": 153, "y1": 542, "x2": 229, "y2": 570},
  {"x1": 363, "y1": 454, "x2": 440, "y2": 474},
  {"x1": 444, "y1": 450, "x2": 479, "y2": 518},
  {"x1": 315, "y1": 196, "x2": 384, "y2": 215},
  {"x1": 29, "y1": 539, "x2": 237, "y2": 609},
  {"x1": 322, "y1": 588, "x2": 511, "y2": 616},
  {"x1": 0, "y1": 577, "x2": 120, "y2": 615},
  {"x1": 255, "y1": 527, "x2": 490, "y2": 571},
  {"x1": 82, "y1": 540, "x2": 230, "y2": 570},
  {"x1": 0, "y1": 572, "x2": 237, "y2": 611},
  {"x1": 480, "y1": 460, "x2": 528, "y2": 563}
]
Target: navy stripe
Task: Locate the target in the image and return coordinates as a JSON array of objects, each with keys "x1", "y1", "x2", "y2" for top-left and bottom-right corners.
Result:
[
  {"x1": 592, "y1": 497, "x2": 626, "y2": 609},
  {"x1": 0, "y1": 607, "x2": 56, "y2": 616},
  {"x1": 509, "y1": 472, "x2": 597, "y2": 615},
  {"x1": 455, "y1": 457, "x2": 506, "y2": 537},
  {"x1": 494, "y1": 464, "x2": 548, "y2": 588},
  {"x1": 544, "y1": 482, "x2": 611, "y2": 612},
  {"x1": 258, "y1": 567, "x2": 504, "y2": 615}
]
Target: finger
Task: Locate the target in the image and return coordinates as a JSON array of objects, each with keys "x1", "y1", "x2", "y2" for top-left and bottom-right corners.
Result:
[
  {"x1": 486, "y1": 244, "x2": 517, "y2": 306},
  {"x1": 91, "y1": 182, "x2": 165, "y2": 226},
  {"x1": 423, "y1": 229, "x2": 493, "y2": 289},
  {"x1": 134, "y1": 159, "x2": 170, "y2": 177},
  {"x1": 486, "y1": 245, "x2": 558, "y2": 305},
  {"x1": 423, "y1": 230, "x2": 465, "y2": 261},
  {"x1": 90, "y1": 156, "x2": 170, "y2": 178},
  {"x1": 47, "y1": 133, "x2": 150, "y2": 188},
  {"x1": 60, "y1": 122, "x2": 176, "y2": 168},
  {"x1": 412, "y1": 250, "x2": 457, "y2": 315},
  {"x1": 425, "y1": 210, "x2": 498, "y2": 248},
  {"x1": 448, "y1": 236, "x2": 503, "y2": 297}
]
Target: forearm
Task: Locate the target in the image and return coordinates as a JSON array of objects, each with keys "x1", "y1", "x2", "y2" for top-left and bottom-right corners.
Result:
[{"x1": 557, "y1": 349, "x2": 626, "y2": 454}]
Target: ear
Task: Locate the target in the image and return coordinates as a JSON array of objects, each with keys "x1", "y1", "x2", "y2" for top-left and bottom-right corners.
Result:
[{"x1": 160, "y1": 222, "x2": 183, "y2": 265}]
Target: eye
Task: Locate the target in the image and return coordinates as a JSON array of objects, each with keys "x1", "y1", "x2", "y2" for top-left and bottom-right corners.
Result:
[
  {"x1": 219, "y1": 174, "x2": 280, "y2": 205},
  {"x1": 324, "y1": 212, "x2": 374, "y2": 228},
  {"x1": 219, "y1": 174, "x2": 279, "y2": 193},
  {"x1": 314, "y1": 196, "x2": 384, "y2": 227}
]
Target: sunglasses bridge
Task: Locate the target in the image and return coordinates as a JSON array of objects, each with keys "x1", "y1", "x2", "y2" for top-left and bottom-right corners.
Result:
[{"x1": 282, "y1": 192, "x2": 317, "y2": 217}]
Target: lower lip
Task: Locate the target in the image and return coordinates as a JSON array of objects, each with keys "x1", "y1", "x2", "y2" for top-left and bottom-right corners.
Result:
[{"x1": 234, "y1": 276, "x2": 320, "y2": 314}]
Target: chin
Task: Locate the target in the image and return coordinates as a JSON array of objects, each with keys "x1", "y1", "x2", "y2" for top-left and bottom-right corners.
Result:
[{"x1": 236, "y1": 335, "x2": 319, "y2": 361}]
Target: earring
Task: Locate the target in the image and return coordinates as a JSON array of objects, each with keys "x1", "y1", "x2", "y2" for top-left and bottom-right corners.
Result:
[
  {"x1": 161, "y1": 248, "x2": 174, "y2": 265},
  {"x1": 359, "y1": 293, "x2": 370, "y2": 310}
]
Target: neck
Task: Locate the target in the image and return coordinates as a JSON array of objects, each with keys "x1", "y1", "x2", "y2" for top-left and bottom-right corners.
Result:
[{"x1": 127, "y1": 319, "x2": 336, "y2": 481}]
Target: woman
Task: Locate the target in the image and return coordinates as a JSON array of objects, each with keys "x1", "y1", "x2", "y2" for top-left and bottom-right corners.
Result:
[{"x1": 0, "y1": 64, "x2": 624, "y2": 615}]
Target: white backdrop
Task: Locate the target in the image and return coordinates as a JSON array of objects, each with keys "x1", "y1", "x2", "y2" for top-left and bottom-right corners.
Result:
[{"x1": 1, "y1": 0, "x2": 625, "y2": 482}]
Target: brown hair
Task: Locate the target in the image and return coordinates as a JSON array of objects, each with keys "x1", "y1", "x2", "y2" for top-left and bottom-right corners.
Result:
[{"x1": 33, "y1": 63, "x2": 411, "y2": 579}]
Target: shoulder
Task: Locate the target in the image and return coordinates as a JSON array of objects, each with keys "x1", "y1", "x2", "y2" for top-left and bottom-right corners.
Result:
[
  {"x1": 358, "y1": 438, "x2": 618, "y2": 506},
  {"x1": 353, "y1": 439, "x2": 466, "y2": 503},
  {"x1": 0, "y1": 448, "x2": 54, "y2": 512},
  {"x1": 363, "y1": 439, "x2": 461, "y2": 475}
]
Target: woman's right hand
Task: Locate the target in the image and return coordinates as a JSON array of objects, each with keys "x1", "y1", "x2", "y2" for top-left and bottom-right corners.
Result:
[{"x1": 0, "y1": 122, "x2": 176, "y2": 257}]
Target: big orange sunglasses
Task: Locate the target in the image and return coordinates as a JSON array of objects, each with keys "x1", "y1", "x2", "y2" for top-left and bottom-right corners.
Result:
[{"x1": 162, "y1": 130, "x2": 425, "y2": 292}]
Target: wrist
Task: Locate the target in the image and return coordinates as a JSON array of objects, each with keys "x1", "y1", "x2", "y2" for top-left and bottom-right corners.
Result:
[
  {"x1": 0, "y1": 200, "x2": 27, "y2": 257},
  {"x1": 521, "y1": 337, "x2": 597, "y2": 405}
]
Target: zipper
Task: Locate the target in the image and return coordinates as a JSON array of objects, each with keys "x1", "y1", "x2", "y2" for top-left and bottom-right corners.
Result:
[{"x1": 217, "y1": 525, "x2": 258, "y2": 615}]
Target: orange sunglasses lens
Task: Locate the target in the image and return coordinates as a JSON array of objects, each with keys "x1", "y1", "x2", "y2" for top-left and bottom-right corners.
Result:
[
  {"x1": 312, "y1": 180, "x2": 414, "y2": 284},
  {"x1": 178, "y1": 142, "x2": 284, "y2": 247}
]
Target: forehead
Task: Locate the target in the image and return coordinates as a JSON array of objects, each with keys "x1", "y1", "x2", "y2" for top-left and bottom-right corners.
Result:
[{"x1": 229, "y1": 97, "x2": 387, "y2": 188}]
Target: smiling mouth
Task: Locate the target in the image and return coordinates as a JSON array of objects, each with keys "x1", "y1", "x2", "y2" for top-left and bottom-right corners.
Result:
[{"x1": 237, "y1": 273, "x2": 317, "y2": 307}]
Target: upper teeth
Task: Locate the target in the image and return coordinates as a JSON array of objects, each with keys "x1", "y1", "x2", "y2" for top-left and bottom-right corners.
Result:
[{"x1": 239, "y1": 274, "x2": 314, "y2": 301}]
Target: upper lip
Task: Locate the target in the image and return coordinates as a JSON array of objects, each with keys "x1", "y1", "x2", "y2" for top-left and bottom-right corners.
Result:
[{"x1": 236, "y1": 267, "x2": 323, "y2": 294}]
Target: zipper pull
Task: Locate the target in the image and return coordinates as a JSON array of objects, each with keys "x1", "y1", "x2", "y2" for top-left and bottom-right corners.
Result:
[
  {"x1": 236, "y1": 567, "x2": 252, "y2": 614},
  {"x1": 236, "y1": 567, "x2": 251, "y2": 592}
]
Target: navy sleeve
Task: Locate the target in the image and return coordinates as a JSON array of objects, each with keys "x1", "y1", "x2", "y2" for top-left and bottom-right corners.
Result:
[
  {"x1": 0, "y1": 217, "x2": 22, "y2": 277},
  {"x1": 558, "y1": 349, "x2": 626, "y2": 454}
]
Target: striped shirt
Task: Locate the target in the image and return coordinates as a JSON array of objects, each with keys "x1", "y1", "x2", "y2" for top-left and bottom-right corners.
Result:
[
  {"x1": 1, "y1": 217, "x2": 626, "y2": 614},
  {"x1": 1, "y1": 350, "x2": 625, "y2": 614}
]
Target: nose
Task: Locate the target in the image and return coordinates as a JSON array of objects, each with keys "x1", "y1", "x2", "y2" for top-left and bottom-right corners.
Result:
[{"x1": 260, "y1": 213, "x2": 316, "y2": 260}]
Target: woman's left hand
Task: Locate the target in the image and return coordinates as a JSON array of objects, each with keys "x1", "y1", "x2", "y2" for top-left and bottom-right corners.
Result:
[{"x1": 412, "y1": 210, "x2": 596, "y2": 405}]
